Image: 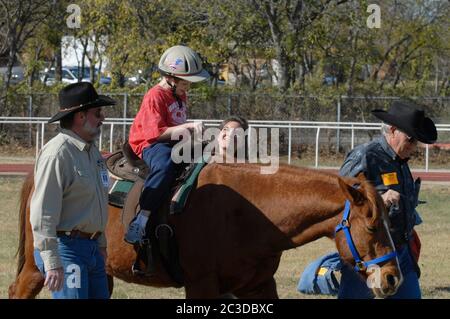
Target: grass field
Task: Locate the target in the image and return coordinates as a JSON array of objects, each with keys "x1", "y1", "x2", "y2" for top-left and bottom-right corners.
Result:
[{"x1": 0, "y1": 176, "x2": 448, "y2": 299}]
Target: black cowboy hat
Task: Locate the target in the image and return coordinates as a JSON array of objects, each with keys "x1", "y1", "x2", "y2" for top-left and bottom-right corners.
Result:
[
  {"x1": 48, "y1": 82, "x2": 116, "y2": 123},
  {"x1": 371, "y1": 100, "x2": 437, "y2": 144}
]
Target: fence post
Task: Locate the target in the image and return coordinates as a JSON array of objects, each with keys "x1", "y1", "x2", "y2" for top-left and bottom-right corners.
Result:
[
  {"x1": 123, "y1": 93, "x2": 128, "y2": 142},
  {"x1": 28, "y1": 94, "x2": 33, "y2": 147},
  {"x1": 351, "y1": 124, "x2": 355, "y2": 149},
  {"x1": 315, "y1": 127, "x2": 321, "y2": 168},
  {"x1": 247, "y1": 124, "x2": 253, "y2": 162},
  {"x1": 41, "y1": 122, "x2": 45, "y2": 149},
  {"x1": 336, "y1": 96, "x2": 341, "y2": 153},
  {"x1": 227, "y1": 94, "x2": 232, "y2": 116},
  {"x1": 288, "y1": 123, "x2": 292, "y2": 164},
  {"x1": 35, "y1": 127, "x2": 39, "y2": 159},
  {"x1": 110, "y1": 123, "x2": 114, "y2": 153}
]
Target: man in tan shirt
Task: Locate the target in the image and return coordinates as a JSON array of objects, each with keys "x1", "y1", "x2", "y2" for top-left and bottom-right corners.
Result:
[{"x1": 31, "y1": 82, "x2": 115, "y2": 299}]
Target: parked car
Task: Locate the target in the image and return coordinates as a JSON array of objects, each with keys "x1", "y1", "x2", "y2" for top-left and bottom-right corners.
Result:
[
  {"x1": 124, "y1": 69, "x2": 150, "y2": 86},
  {"x1": 0, "y1": 66, "x2": 25, "y2": 84},
  {"x1": 40, "y1": 66, "x2": 111, "y2": 85},
  {"x1": 322, "y1": 75, "x2": 338, "y2": 86}
]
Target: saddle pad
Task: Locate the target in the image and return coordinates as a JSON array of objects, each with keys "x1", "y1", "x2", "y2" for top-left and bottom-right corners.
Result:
[
  {"x1": 122, "y1": 179, "x2": 144, "y2": 230},
  {"x1": 170, "y1": 157, "x2": 209, "y2": 215},
  {"x1": 108, "y1": 179, "x2": 134, "y2": 208}
]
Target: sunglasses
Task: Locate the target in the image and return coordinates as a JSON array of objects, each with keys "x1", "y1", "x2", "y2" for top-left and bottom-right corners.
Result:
[
  {"x1": 395, "y1": 128, "x2": 417, "y2": 143},
  {"x1": 404, "y1": 133, "x2": 417, "y2": 144}
]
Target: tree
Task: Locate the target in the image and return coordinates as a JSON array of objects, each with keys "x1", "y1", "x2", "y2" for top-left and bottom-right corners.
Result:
[
  {"x1": 249, "y1": 0, "x2": 349, "y2": 91},
  {"x1": 205, "y1": 0, "x2": 270, "y2": 90},
  {"x1": 20, "y1": 1, "x2": 72, "y2": 88},
  {"x1": 104, "y1": 0, "x2": 153, "y2": 87},
  {"x1": 0, "y1": 0, "x2": 51, "y2": 101},
  {"x1": 368, "y1": 0, "x2": 449, "y2": 93}
]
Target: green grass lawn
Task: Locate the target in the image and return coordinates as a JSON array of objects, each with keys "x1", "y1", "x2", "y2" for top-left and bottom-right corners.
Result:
[{"x1": 0, "y1": 177, "x2": 448, "y2": 299}]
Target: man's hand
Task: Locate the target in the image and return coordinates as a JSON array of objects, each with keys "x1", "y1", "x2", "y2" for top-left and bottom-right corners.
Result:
[
  {"x1": 45, "y1": 267, "x2": 64, "y2": 292},
  {"x1": 381, "y1": 189, "x2": 401, "y2": 208}
]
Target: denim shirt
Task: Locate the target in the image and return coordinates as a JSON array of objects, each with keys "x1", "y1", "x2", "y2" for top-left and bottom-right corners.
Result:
[{"x1": 339, "y1": 136, "x2": 420, "y2": 246}]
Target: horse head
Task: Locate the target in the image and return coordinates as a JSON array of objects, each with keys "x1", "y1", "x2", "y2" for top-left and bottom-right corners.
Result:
[{"x1": 335, "y1": 176, "x2": 403, "y2": 298}]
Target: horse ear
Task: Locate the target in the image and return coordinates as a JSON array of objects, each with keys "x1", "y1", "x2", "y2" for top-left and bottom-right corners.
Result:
[
  {"x1": 338, "y1": 177, "x2": 365, "y2": 205},
  {"x1": 355, "y1": 172, "x2": 366, "y2": 183}
]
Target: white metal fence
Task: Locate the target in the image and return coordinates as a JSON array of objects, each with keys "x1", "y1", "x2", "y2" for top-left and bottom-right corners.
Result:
[
  {"x1": 2, "y1": 117, "x2": 450, "y2": 171},
  {"x1": 6, "y1": 93, "x2": 450, "y2": 124}
]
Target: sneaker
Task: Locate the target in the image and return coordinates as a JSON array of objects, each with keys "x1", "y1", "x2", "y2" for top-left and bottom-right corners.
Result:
[{"x1": 124, "y1": 217, "x2": 146, "y2": 244}]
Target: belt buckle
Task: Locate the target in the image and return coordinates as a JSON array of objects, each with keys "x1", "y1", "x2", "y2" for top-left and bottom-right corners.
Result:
[{"x1": 90, "y1": 231, "x2": 99, "y2": 240}]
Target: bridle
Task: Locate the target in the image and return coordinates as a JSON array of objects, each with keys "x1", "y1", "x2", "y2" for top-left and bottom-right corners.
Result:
[{"x1": 335, "y1": 200, "x2": 398, "y2": 271}]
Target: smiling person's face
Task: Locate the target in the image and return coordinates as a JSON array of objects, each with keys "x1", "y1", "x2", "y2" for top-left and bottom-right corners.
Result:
[{"x1": 218, "y1": 121, "x2": 243, "y2": 154}]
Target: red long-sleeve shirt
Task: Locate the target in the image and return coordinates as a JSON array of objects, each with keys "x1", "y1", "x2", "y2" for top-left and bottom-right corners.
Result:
[{"x1": 129, "y1": 85, "x2": 187, "y2": 158}]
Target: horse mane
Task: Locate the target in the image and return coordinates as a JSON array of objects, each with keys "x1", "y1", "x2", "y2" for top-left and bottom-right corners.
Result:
[
  {"x1": 341, "y1": 174, "x2": 385, "y2": 224},
  {"x1": 214, "y1": 163, "x2": 385, "y2": 223},
  {"x1": 15, "y1": 172, "x2": 34, "y2": 277},
  {"x1": 215, "y1": 163, "x2": 339, "y2": 182},
  {"x1": 362, "y1": 179, "x2": 384, "y2": 223}
]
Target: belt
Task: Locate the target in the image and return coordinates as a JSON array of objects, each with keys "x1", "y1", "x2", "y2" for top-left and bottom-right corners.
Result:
[{"x1": 57, "y1": 230, "x2": 102, "y2": 240}]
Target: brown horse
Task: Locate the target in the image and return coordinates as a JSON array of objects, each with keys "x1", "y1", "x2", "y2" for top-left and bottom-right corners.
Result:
[{"x1": 9, "y1": 163, "x2": 402, "y2": 299}]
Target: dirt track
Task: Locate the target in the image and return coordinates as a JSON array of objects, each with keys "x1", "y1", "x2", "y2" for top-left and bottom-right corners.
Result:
[
  {"x1": 1, "y1": 163, "x2": 449, "y2": 182},
  {"x1": 0, "y1": 164, "x2": 34, "y2": 175}
]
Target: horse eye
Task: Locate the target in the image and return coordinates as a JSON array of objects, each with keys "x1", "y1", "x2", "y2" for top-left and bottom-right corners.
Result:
[{"x1": 367, "y1": 226, "x2": 377, "y2": 233}]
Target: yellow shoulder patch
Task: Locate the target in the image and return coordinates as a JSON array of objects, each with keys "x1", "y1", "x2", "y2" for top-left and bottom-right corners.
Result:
[
  {"x1": 381, "y1": 172, "x2": 399, "y2": 186},
  {"x1": 317, "y1": 267, "x2": 328, "y2": 276}
]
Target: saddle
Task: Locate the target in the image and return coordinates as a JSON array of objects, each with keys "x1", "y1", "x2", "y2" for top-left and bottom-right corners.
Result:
[
  {"x1": 106, "y1": 142, "x2": 149, "y2": 182},
  {"x1": 106, "y1": 142, "x2": 208, "y2": 285}
]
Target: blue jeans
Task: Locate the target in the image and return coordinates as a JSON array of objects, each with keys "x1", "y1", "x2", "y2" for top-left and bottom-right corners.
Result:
[
  {"x1": 34, "y1": 236, "x2": 109, "y2": 299},
  {"x1": 338, "y1": 246, "x2": 421, "y2": 299},
  {"x1": 140, "y1": 142, "x2": 179, "y2": 212}
]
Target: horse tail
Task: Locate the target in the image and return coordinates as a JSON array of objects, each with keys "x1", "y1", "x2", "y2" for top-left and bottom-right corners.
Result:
[{"x1": 15, "y1": 172, "x2": 34, "y2": 277}]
